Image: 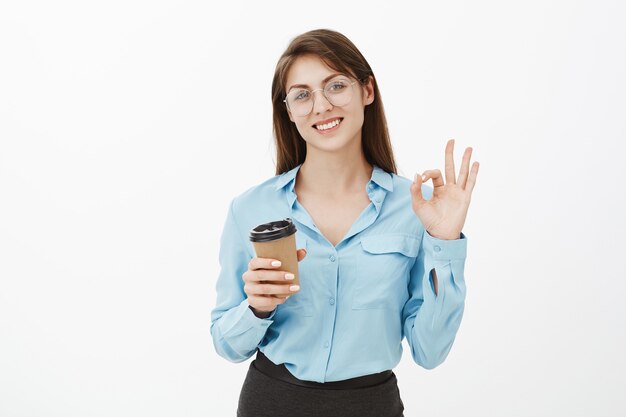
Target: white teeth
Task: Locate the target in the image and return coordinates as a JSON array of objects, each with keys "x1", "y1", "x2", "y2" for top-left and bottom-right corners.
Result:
[{"x1": 315, "y1": 119, "x2": 341, "y2": 131}]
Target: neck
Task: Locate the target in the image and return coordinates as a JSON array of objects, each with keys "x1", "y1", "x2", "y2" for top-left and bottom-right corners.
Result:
[{"x1": 296, "y1": 143, "x2": 373, "y2": 197}]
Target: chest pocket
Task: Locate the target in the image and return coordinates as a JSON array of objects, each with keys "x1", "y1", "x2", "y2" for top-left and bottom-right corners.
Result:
[
  {"x1": 276, "y1": 232, "x2": 313, "y2": 316},
  {"x1": 352, "y1": 233, "x2": 420, "y2": 310}
]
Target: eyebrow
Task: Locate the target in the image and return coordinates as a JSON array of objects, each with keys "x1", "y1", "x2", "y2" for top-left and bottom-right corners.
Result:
[{"x1": 287, "y1": 73, "x2": 346, "y2": 92}]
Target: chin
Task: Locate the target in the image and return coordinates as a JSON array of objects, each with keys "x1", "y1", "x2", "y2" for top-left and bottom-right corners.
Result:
[
  {"x1": 299, "y1": 119, "x2": 360, "y2": 152},
  {"x1": 306, "y1": 136, "x2": 356, "y2": 153}
]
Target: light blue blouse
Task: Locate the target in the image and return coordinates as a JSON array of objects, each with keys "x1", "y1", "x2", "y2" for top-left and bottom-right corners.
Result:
[{"x1": 210, "y1": 164, "x2": 468, "y2": 383}]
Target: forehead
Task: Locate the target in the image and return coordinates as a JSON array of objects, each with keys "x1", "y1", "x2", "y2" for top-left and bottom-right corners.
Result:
[{"x1": 285, "y1": 54, "x2": 345, "y2": 90}]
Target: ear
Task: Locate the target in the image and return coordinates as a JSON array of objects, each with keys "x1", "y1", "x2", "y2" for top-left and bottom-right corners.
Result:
[{"x1": 362, "y1": 76, "x2": 375, "y2": 106}]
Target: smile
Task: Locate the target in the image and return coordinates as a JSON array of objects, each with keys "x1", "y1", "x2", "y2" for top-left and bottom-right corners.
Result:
[{"x1": 313, "y1": 118, "x2": 343, "y2": 133}]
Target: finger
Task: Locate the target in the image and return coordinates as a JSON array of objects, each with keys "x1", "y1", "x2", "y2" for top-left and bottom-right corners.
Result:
[
  {"x1": 272, "y1": 294, "x2": 290, "y2": 300},
  {"x1": 254, "y1": 293, "x2": 291, "y2": 300},
  {"x1": 411, "y1": 172, "x2": 426, "y2": 207},
  {"x1": 244, "y1": 268, "x2": 295, "y2": 282},
  {"x1": 466, "y1": 161, "x2": 479, "y2": 194},
  {"x1": 297, "y1": 248, "x2": 307, "y2": 262},
  {"x1": 262, "y1": 294, "x2": 292, "y2": 304},
  {"x1": 445, "y1": 139, "x2": 456, "y2": 185},
  {"x1": 248, "y1": 257, "x2": 283, "y2": 271},
  {"x1": 457, "y1": 147, "x2": 473, "y2": 188},
  {"x1": 244, "y1": 282, "x2": 300, "y2": 296},
  {"x1": 422, "y1": 169, "x2": 444, "y2": 188}
]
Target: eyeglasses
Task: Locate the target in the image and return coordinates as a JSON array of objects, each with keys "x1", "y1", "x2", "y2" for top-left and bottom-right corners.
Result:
[{"x1": 283, "y1": 76, "x2": 362, "y2": 117}]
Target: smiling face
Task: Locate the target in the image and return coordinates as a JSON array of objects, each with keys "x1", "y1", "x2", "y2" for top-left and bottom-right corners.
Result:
[{"x1": 284, "y1": 54, "x2": 374, "y2": 155}]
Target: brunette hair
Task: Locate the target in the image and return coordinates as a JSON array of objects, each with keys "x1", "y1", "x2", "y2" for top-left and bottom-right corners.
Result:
[{"x1": 271, "y1": 29, "x2": 397, "y2": 175}]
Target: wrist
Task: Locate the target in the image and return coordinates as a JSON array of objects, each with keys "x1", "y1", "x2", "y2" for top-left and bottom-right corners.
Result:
[
  {"x1": 249, "y1": 305, "x2": 273, "y2": 319},
  {"x1": 428, "y1": 230, "x2": 461, "y2": 240}
]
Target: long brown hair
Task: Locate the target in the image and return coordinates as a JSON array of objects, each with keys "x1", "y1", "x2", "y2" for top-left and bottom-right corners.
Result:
[{"x1": 271, "y1": 29, "x2": 397, "y2": 176}]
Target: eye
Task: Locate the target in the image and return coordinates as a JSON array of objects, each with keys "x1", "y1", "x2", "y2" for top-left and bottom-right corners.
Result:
[
  {"x1": 327, "y1": 80, "x2": 348, "y2": 92},
  {"x1": 293, "y1": 89, "x2": 310, "y2": 101}
]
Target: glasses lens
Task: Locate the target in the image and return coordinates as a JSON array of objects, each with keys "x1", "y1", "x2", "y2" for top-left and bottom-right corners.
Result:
[
  {"x1": 285, "y1": 77, "x2": 356, "y2": 117},
  {"x1": 285, "y1": 89, "x2": 313, "y2": 117},
  {"x1": 324, "y1": 77, "x2": 354, "y2": 107}
]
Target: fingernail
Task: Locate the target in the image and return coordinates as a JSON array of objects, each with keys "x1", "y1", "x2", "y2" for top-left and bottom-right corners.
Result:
[
  {"x1": 289, "y1": 285, "x2": 300, "y2": 292},
  {"x1": 422, "y1": 175, "x2": 427, "y2": 181},
  {"x1": 285, "y1": 273, "x2": 295, "y2": 280},
  {"x1": 413, "y1": 173, "x2": 418, "y2": 183},
  {"x1": 271, "y1": 260, "x2": 281, "y2": 267}
]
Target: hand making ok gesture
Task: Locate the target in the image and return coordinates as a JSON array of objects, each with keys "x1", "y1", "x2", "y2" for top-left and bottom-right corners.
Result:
[{"x1": 410, "y1": 139, "x2": 480, "y2": 240}]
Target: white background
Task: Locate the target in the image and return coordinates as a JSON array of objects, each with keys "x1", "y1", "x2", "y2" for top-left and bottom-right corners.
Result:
[{"x1": 1, "y1": 1, "x2": 625, "y2": 416}]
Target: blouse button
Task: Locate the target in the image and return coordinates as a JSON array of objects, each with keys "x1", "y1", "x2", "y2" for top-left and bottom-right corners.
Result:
[
  {"x1": 329, "y1": 298, "x2": 335, "y2": 305},
  {"x1": 434, "y1": 246, "x2": 441, "y2": 252},
  {"x1": 329, "y1": 255, "x2": 336, "y2": 262}
]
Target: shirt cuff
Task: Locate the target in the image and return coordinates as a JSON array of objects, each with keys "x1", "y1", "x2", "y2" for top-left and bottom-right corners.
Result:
[
  {"x1": 423, "y1": 230, "x2": 468, "y2": 260},
  {"x1": 219, "y1": 299, "x2": 275, "y2": 339}
]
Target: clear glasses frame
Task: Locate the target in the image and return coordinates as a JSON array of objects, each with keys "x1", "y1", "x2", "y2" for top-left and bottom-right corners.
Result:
[{"x1": 283, "y1": 76, "x2": 364, "y2": 117}]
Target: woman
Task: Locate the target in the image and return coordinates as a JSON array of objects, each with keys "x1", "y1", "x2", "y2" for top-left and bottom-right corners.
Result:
[{"x1": 210, "y1": 28, "x2": 479, "y2": 417}]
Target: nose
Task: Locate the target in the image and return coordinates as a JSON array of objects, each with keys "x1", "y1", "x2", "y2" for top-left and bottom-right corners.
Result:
[{"x1": 311, "y1": 89, "x2": 333, "y2": 114}]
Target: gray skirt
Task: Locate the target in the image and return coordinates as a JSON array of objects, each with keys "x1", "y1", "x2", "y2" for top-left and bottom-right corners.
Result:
[{"x1": 237, "y1": 352, "x2": 405, "y2": 417}]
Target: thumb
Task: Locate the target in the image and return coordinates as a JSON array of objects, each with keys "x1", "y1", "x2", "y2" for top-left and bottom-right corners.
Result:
[{"x1": 296, "y1": 248, "x2": 307, "y2": 262}]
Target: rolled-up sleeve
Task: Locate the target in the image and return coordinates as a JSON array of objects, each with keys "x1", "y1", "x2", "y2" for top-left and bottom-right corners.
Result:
[
  {"x1": 401, "y1": 229, "x2": 468, "y2": 370},
  {"x1": 210, "y1": 198, "x2": 276, "y2": 362}
]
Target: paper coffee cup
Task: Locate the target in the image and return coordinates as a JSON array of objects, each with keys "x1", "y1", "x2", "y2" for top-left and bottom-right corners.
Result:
[{"x1": 249, "y1": 218, "x2": 299, "y2": 296}]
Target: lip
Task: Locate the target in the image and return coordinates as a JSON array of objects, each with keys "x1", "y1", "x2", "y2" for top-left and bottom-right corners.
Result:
[
  {"x1": 313, "y1": 117, "x2": 343, "y2": 135},
  {"x1": 312, "y1": 117, "x2": 343, "y2": 127}
]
